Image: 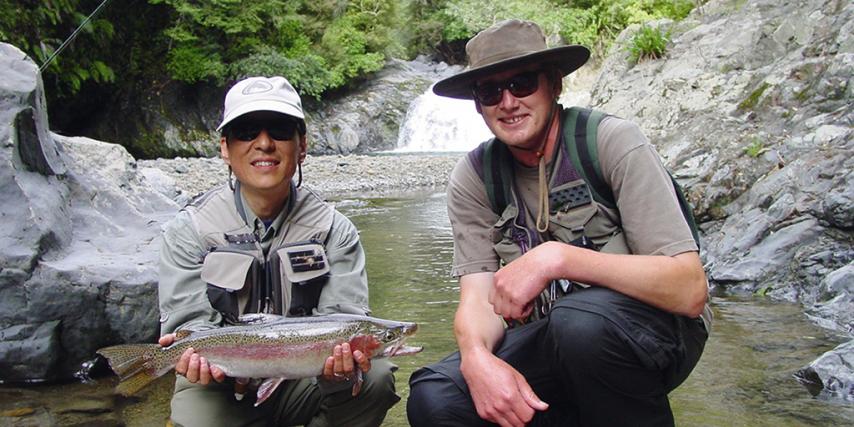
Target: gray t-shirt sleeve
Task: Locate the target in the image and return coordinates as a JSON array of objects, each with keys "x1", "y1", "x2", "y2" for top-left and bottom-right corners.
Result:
[
  {"x1": 158, "y1": 210, "x2": 221, "y2": 335},
  {"x1": 598, "y1": 117, "x2": 698, "y2": 256},
  {"x1": 446, "y1": 156, "x2": 502, "y2": 277},
  {"x1": 314, "y1": 211, "x2": 371, "y2": 316}
]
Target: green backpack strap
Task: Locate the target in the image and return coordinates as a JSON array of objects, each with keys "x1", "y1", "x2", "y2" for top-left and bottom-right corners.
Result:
[
  {"x1": 562, "y1": 107, "x2": 701, "y2": 249},
  {"x1": 481, "y1": 138, "x2": 515, "y2": 215},
  {"x1": 563, "y1": 107, "x2": 614, "y2": 208}
]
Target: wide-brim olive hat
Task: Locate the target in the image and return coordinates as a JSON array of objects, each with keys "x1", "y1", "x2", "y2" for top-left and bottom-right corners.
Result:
[{"x1": 433, "y1": 19, "x2": 590, "y2": 100}]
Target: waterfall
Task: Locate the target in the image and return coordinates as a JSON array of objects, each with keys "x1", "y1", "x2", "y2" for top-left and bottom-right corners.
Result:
[{"x1": 393, "y1": 85, "x2": 493, "y2": 152}]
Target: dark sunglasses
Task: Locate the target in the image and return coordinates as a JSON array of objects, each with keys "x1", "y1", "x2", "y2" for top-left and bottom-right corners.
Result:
[
  {"x1": 472, "y1": 70, "x2": 541, "y2": 106},
  {"x1": 227, "y1": 119, "x2": 302, "y2": 142}
]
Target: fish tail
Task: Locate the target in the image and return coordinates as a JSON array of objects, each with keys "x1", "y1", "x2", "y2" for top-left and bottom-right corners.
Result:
[{"x1": 97, "y1": 343, "x2": 169, "y2": 396}]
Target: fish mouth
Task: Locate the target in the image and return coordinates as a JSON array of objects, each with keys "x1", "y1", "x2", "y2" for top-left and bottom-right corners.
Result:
[
  {"x1": 382, "y1": 322, "x2": 421, "y2": 357},
  {"x1": 383, "y1": 343, "x2": 423, "y2": 357}
]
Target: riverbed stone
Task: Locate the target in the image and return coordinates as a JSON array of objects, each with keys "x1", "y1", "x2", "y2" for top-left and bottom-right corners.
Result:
[
  {"x1": 796, "y1": 339, "x2": 854, "y2": 401},
  {"x1": 0, "y1": 321, "x2": 60, "y2": 380}
]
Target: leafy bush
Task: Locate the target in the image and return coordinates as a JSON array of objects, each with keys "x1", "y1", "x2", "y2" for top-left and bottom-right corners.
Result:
[
  {"x1": 0, "y1": 0, "x2": 117, "y2": 96},
  {"x1": 229, "y1": 49, "x2": 335, "y2": 100},
  {"x1": 149, "y1": 0, "x2": 400, "y2": 94},
  {"x1": 626, "y1": 25, "x2": 671, "y2": 64},
  {"x1": 415, "y1": 0, "x2": 699, "y2": 59}
]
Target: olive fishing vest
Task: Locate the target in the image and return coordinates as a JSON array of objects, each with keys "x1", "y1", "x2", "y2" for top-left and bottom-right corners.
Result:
[
  {"x1": 185, "y1": 182, "x2": 333, "y2": 323},
  {"x1": 471, "y1": 106, "x2": 701, "y2": 322}
]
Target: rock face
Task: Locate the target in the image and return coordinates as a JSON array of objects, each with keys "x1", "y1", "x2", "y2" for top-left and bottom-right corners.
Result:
[
  {"x1": 588, "y1": 0, "x2": 852, "y2": 400},
  {"x1": 0, "y1": 44, "x2": 178, "y2": 381},
  {"x1": 81, "y1": 57, "x2": 458, "y2": 159},
  {"x1": 307, "y1": 57, "x2": 461, "y2": 154}
]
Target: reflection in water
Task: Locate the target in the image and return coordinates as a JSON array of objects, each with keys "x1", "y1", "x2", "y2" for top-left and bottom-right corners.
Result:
[{"x1": 2, "y1": 192, "x2": 851, "y2": 426}]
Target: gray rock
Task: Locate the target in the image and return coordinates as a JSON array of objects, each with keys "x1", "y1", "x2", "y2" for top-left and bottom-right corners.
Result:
[
  {"x1": 795, "y1": 339, "x2": 854, "y2": 401},
  {"x1": 0, "y1": 43, "x2": 178, "y2": 381},
  {"x1": 588, "y1": 0, "x2": 853, "y2": 400},
  {"x1": 0, "y1": 321, "x2": 61, "y2": 380},
  {"x1": 308, "y1": 58, "x2": 458, "y2": 154}
]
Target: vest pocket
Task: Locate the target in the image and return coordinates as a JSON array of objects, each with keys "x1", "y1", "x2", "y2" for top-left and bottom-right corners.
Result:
[
  {"x1": 550, "y1": 202, "x2": 597, "y2": 244},
  {"x1": 201, "y1": 250, "x2": 258, "y2": 323},
  {"x1": 273, "y1": 241, "x2": 330, "y2": 316}
]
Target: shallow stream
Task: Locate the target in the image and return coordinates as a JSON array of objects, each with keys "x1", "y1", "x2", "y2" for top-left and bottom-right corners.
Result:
[{"x1": 1, "y1": 191, "x2": 851, "y2": 426}]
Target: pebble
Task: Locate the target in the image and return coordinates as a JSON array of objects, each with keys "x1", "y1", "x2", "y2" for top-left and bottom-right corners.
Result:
[{"x1": 138, "y1": 153, "x2": 464, "y2": 199}]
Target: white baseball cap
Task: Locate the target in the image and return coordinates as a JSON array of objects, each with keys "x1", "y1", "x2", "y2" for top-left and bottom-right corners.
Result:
[{"x1": 216, "y1": 76, "x2": 304, "y2": 132}]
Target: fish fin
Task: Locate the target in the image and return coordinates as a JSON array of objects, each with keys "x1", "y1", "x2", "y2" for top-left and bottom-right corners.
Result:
[
  {"x1": 236, "y1": 313, "x2": 284, "y2": 325},
  {"x1": 255, "y1": 377, "x2": 286, "y2": 407},
  {"x1": 114, "y1": 368, "x2": 161, "y2": 396},
  {"x1": 174, "y1": 330, "x2": 194, "y2": 341},
  {"x1": 97, "y1": 344, "x2": 163, "y2": 396},
  {"x1": 351, "y1": 368, "x2": 363, "y2": 397}
]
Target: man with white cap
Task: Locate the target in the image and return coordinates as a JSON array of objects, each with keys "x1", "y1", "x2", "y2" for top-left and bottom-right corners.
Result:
[
  {"x1": 157, "y1": 76, "x2": 400, "y2": 426},
  {"x1": 407, "y1": 20, "x2": 710, "y2": 426}
]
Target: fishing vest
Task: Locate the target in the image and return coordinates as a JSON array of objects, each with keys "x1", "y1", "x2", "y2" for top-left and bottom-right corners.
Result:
[
  {"x1": 185, "y1": 181, "x2": 333, "y2": 324},
  {"x1": 470, "y1": 106, "x2": 701, "y2": 321}
]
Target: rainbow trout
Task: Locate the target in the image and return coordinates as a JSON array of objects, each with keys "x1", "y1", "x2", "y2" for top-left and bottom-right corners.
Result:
[{"x1": 97, "y1": 313, "x2": 420, "y2": 405}]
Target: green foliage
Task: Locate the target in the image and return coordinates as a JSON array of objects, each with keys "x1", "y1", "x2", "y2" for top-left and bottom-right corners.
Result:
[
  {"x1": 0, "y1": 0, "x2": 117, "y2": 96},
  {"x1": 0, "y1": 0, "x2": 710, "y2": 120},
  {"x1": 744, "y1": 137, "x2": 767, "y2": 158},
  {"x1": 229, "y1": 49, "x2": 335, "y2": 100},
  {"x1": 409, "y1": 0, "x2": 700, "y2": 58},
  {"x1": 738, "y1": 82, "x2": 770, "y2": 111},
  {"x1": 151, "y1": 0, "x2": 400, "y2": 94},
  {"x1": 626, "y1": 25, "x2": 671, "y2": 64}
]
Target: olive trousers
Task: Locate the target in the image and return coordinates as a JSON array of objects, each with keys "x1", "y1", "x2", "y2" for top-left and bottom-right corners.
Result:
[
  {"x1": 170, "y1": 358, "x2": 399, "y2": 427},
  {"x1": 407, "y1": 287, "x2": 708, "y2": 426}
]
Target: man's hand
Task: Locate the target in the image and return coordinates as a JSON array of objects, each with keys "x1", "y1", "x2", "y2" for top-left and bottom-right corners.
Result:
[
  {"x1": 461, "y1": 349, "x2": 549, "y2": 427},
  {"x1": 159, "y1": 334, "x2": 226, "y2": 385},
  {"x1": 321, "y1": 343, "x2": 371, "y2": 384},
  {"x1": 491, "y1": 243, "x2": 558, "y2": 320}
]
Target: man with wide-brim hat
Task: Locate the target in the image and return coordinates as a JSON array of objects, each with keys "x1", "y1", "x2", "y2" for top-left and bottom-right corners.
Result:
[{"x1": 408, "y1": 19, "x2": 709, "y2": 426}]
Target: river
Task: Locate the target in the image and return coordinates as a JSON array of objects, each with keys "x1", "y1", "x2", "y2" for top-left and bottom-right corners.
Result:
[{"x1": 1, "y1": 190, "x2": 851, "y2": 426}]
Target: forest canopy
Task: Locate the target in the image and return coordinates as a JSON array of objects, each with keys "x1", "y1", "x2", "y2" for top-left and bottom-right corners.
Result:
[{"x1": 1, "y1": 0, "x2": 697, "y2": 103}]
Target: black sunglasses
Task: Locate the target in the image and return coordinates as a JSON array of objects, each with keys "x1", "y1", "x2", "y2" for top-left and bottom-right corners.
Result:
[
  {"x1": 227, "y1": 119, "x2": 302, "y2": 142},
  {"x1": 472, "y1": 71, "x2": 541, "y2": 106}
]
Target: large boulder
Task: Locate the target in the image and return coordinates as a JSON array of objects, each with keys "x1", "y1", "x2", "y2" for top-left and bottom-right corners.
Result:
[
  {"x1": 588, "y1": 0, "x2": 853, "y2": 400},
  {"x1": 0, "y1": 44, "x2": 179, "y2": 381}
]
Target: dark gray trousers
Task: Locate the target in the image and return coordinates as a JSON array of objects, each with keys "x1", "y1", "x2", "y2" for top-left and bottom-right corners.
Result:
[{"x1": 407, "y1": 286, "x2": 707, "y2": 426}]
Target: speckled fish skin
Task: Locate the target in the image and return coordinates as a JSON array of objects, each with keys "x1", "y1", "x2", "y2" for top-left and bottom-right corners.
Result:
[{"x1": 97, "y1": 313, "x2": 419, "y2": 396}]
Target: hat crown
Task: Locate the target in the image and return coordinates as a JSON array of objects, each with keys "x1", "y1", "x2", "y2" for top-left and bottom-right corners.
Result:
[
  {"x1": 217, "y1": 76, "x2": 304, "y2": 131},
  {"x1": 466, "y1": 20, "x2": 548, "y2": 69}
]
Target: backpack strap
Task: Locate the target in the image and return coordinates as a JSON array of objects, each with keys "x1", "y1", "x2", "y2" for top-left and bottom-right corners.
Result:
[
  {"x1": 563, "y1": 107, "x2": 701, "y2": 249},
  {"x1": 472, "y1": 138, "x2": 514, "y2": 215},
  {"x1": 563, "y1": 107, "x2": 614, "y2": 208}
]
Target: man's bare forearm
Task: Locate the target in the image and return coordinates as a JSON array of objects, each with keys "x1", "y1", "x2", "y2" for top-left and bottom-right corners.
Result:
[{"x1": 454, "y1": 272, "x2": 505, "y2": 359}]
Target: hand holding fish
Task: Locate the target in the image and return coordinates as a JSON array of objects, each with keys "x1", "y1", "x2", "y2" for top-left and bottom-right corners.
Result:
[
  {"x1": 321, "y1": 342, "x2": 370, "y2": 383},
  {"x1": 159, "y1": 333, "x2": 226, "y2": 385}
]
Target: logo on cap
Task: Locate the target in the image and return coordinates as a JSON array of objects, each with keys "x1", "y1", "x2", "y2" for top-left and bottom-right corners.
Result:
[{"x1": 243, "y1": 80, "x2": 274, "y2": 95}]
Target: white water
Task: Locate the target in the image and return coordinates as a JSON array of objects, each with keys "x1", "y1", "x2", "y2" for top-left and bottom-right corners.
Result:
[{"x1": 393, "y1": 85, "x2": 493, "y2": 152}]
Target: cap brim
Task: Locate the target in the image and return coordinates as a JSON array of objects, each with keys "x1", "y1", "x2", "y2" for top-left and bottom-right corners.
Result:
[
  {"x1": 216, "y1": 99, "x2": 305, "y2": 132},
  {"x1": 433, "y1": 45, "x2": 590, "y2": 99}
]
